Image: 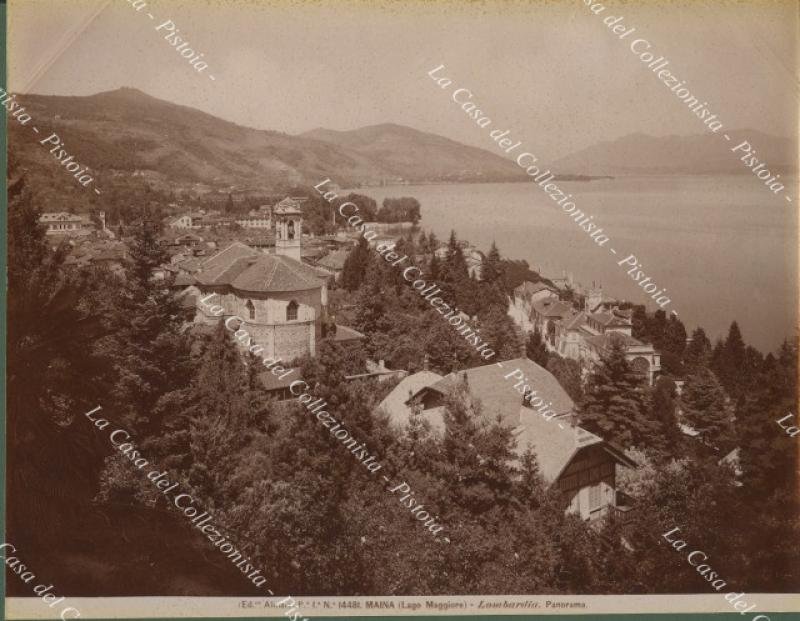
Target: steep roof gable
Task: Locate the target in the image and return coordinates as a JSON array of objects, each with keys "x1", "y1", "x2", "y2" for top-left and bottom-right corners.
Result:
[{"x1": 430, "y1": 357, "x2": 575, "y2": 428}]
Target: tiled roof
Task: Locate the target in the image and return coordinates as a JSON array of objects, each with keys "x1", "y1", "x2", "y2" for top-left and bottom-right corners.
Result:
[
  {"x1": 514, "y1": 281, "x2": 556, "y2": 297},
  {"x1": 177, "y1": 257, "x2": 203, "y2": 273},
  {"x1": 589, "y1": 311, "x2": 632, "y2": 327},
  {"x1": 376, "y1": 361, "x2": 635, "y2": 485},
  {"x1": 431, "y1": 357, "x2": 575, "y2": 428},
  {"x1": 196, "y1": 242, "x2": 325, "y2": 293},
  {"x1": 197, "y1": 242, "x2": 260, "y2": 281},
  {"x1": 532, "y1": 298, "x2": 572, "y2": 319},
  {"x1": 40, "y1": 212, "x2": 83, "y2": 222},
  {"x1": 584, "y1": 331, "x2": 646, "y2": 351},
  {"x1": 562, "y1": 310, "x2": 589, "y2": 331},
  {"x1": 512, "y1": 408, "x2": 601, "y2": 482},
  {"x1": 318, "y1": 249, "x2": 349, "y2": 270},
  {"x1": 332, "y1": 324, "x2": 365, "y2": 342},
  {"x1": 377, "y1": 371, "x2": 445, "y2": 433}
]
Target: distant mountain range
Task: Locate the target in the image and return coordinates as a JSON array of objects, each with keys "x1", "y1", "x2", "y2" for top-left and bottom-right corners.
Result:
[
  {"x1": 10, "y1": 88, "x2": 526, "y2": 190},
  {"x1": 302, "y1": 124, "x2": 527, "y2": 183},
  {"x1": 553, "y1": 130, "x2": 796, "y2": 176},
  {"x1": 10, "y1": 88, "x2": 795, "y2": 195}
]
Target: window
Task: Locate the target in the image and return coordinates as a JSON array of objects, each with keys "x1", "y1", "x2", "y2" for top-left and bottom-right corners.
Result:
[
  {"x1": 246, "y1": 299, "x2": 255, "y2": 321},
  {"x1": 589, "y1": 483, "x2": 602, "y2": 510},
  {"x1": 287, "y1": 220, "x2": 295, "y2": 240},
  {"x1": 286, "y1": 300, "x2": 298, "y2": 321}
]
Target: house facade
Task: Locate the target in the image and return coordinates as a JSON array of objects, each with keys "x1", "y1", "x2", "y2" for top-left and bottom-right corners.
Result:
[
  {"x1": 377, "y1": 358, "x2": 636, "y2": 522},
  {"x1": 235, "y1": 211, "x2": 272, "y2": 229},
  {"x1": 513, "y1": 283, "x2": 661, "y2": 385},
  {"x1": 39, "y1": 212, "x2": 94, "y2": 236}
]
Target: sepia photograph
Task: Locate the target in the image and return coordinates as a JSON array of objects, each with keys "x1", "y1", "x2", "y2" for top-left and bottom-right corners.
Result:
[{"x1": 3, "y1": 0, "x2": 799, "y2": 619}]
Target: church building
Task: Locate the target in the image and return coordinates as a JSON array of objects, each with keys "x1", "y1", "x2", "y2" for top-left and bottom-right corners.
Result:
[{"x1": 189, "y1": 200, "x2": 358, "y2": 361}]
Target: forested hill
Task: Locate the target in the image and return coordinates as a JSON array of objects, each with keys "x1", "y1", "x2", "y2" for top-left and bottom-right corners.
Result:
[
  {"x1": 10, "y1": 88, "x2": 526, "y2": 191},
  {"x1": 302, "y1": 123, "x2": 527, "y2": 183}
]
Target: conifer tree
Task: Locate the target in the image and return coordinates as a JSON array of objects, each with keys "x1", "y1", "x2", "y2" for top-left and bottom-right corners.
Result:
[
  {"x1": 7, "y1": 172, "x2": 110, "y2": 541},
  {"x1": 354, "y1": 257, "x2": 392, "y2": 336},
  {"x1": 482, "y1": 241, "x2": 503, "y2": 284},
  {"x1": 477, "y1": 305, "x2": 524, "y2": 361},
  {"x1": 437, "y1": 383, "x2": 519, "y2": 514},
  {"x1": 660, "y1": 315, "x2": 687, "y2": 375},
  {"x1": 428, "y1": 253, "x2": 441, "y2": 280},
  {"x1": 340, "y1": 235, "x2": 370, "y2": 291},
  {"x1": 96, "y1": 218, "x2": 194, "y2": 436},
  {"x1": 525, "y1": 327, "x2": 549, "y2": 367},
  {"x1": 735, "y1": 338, "x2": 797, "y2": 498},
  {"x1": 439, "y1": 230, "x2": 470, "y2": 302},
  {"x1": 631, "y1": 305, "x2": 648, "y2": 340},
  {"x1": 650, "y1": 376, "x2": 681, "y2": 457},
  {"x1": 684, "y1": 326, "x2": 711, "y2": 371},
  {"x1": 578, "y1": 339, "x2": 655, "y2": 448},
  {"x1": 427, "y1": 230, "x2": 439, "y2": 254},
  {"x1": 713, "y1": 322, "x2": 746, "y2": 397},
  {"x1": 680, "y1": 366, "x2": 730, "y2": 444}
]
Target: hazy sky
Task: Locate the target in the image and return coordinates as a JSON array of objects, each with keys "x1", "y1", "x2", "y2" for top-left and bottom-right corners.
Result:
[{"x1": 8, "y1": 0, "x2": 799, "y2": 159}]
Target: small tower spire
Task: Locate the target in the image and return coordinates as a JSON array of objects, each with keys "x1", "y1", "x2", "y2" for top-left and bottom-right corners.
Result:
[{"x1": 273, "y1": 197, "x2": 302, "y2": 261}]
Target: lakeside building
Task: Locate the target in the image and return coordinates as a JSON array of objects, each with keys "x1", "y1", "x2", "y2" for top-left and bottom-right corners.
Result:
[
  {"x1": 512, "y1": 283, "x2": 661, "y2": 385},
  {"x1": 166, "y1": 208, "x2": 272, "y2": 230},
  {"x1": 377, "y1": 358, "x2": 636, "y2": 523},
  {"x1": 39, "y1": 211, "x2": 103, "y2": 236}
]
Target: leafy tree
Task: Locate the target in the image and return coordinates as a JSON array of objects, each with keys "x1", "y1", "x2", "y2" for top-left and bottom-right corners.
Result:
[
  {"x1": 546, "y1": 354, "x2": 584, "y2": 402},
  {"x1": 612, "y1": 455, "x2": 743, "y2": 593},
  {"x1": 378, "y1": 197, "x2": 421, "y2": 224},
  {"x1": 578, "y1": 339, "x2": 656, "y2": 448},
  {"x1": 333, "y1": 193, "x2": 377, "y2": 221}
]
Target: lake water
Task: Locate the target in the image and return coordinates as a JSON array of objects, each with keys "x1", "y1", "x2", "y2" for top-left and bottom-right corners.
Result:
[{"x1": 352, "y1": 176, "x2": 797, "y2": 353}]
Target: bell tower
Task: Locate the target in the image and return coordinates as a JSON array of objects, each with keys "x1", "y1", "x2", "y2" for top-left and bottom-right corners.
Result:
[{"x1": 273, "y1": 198, "x2": 302, "y2": 261}]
